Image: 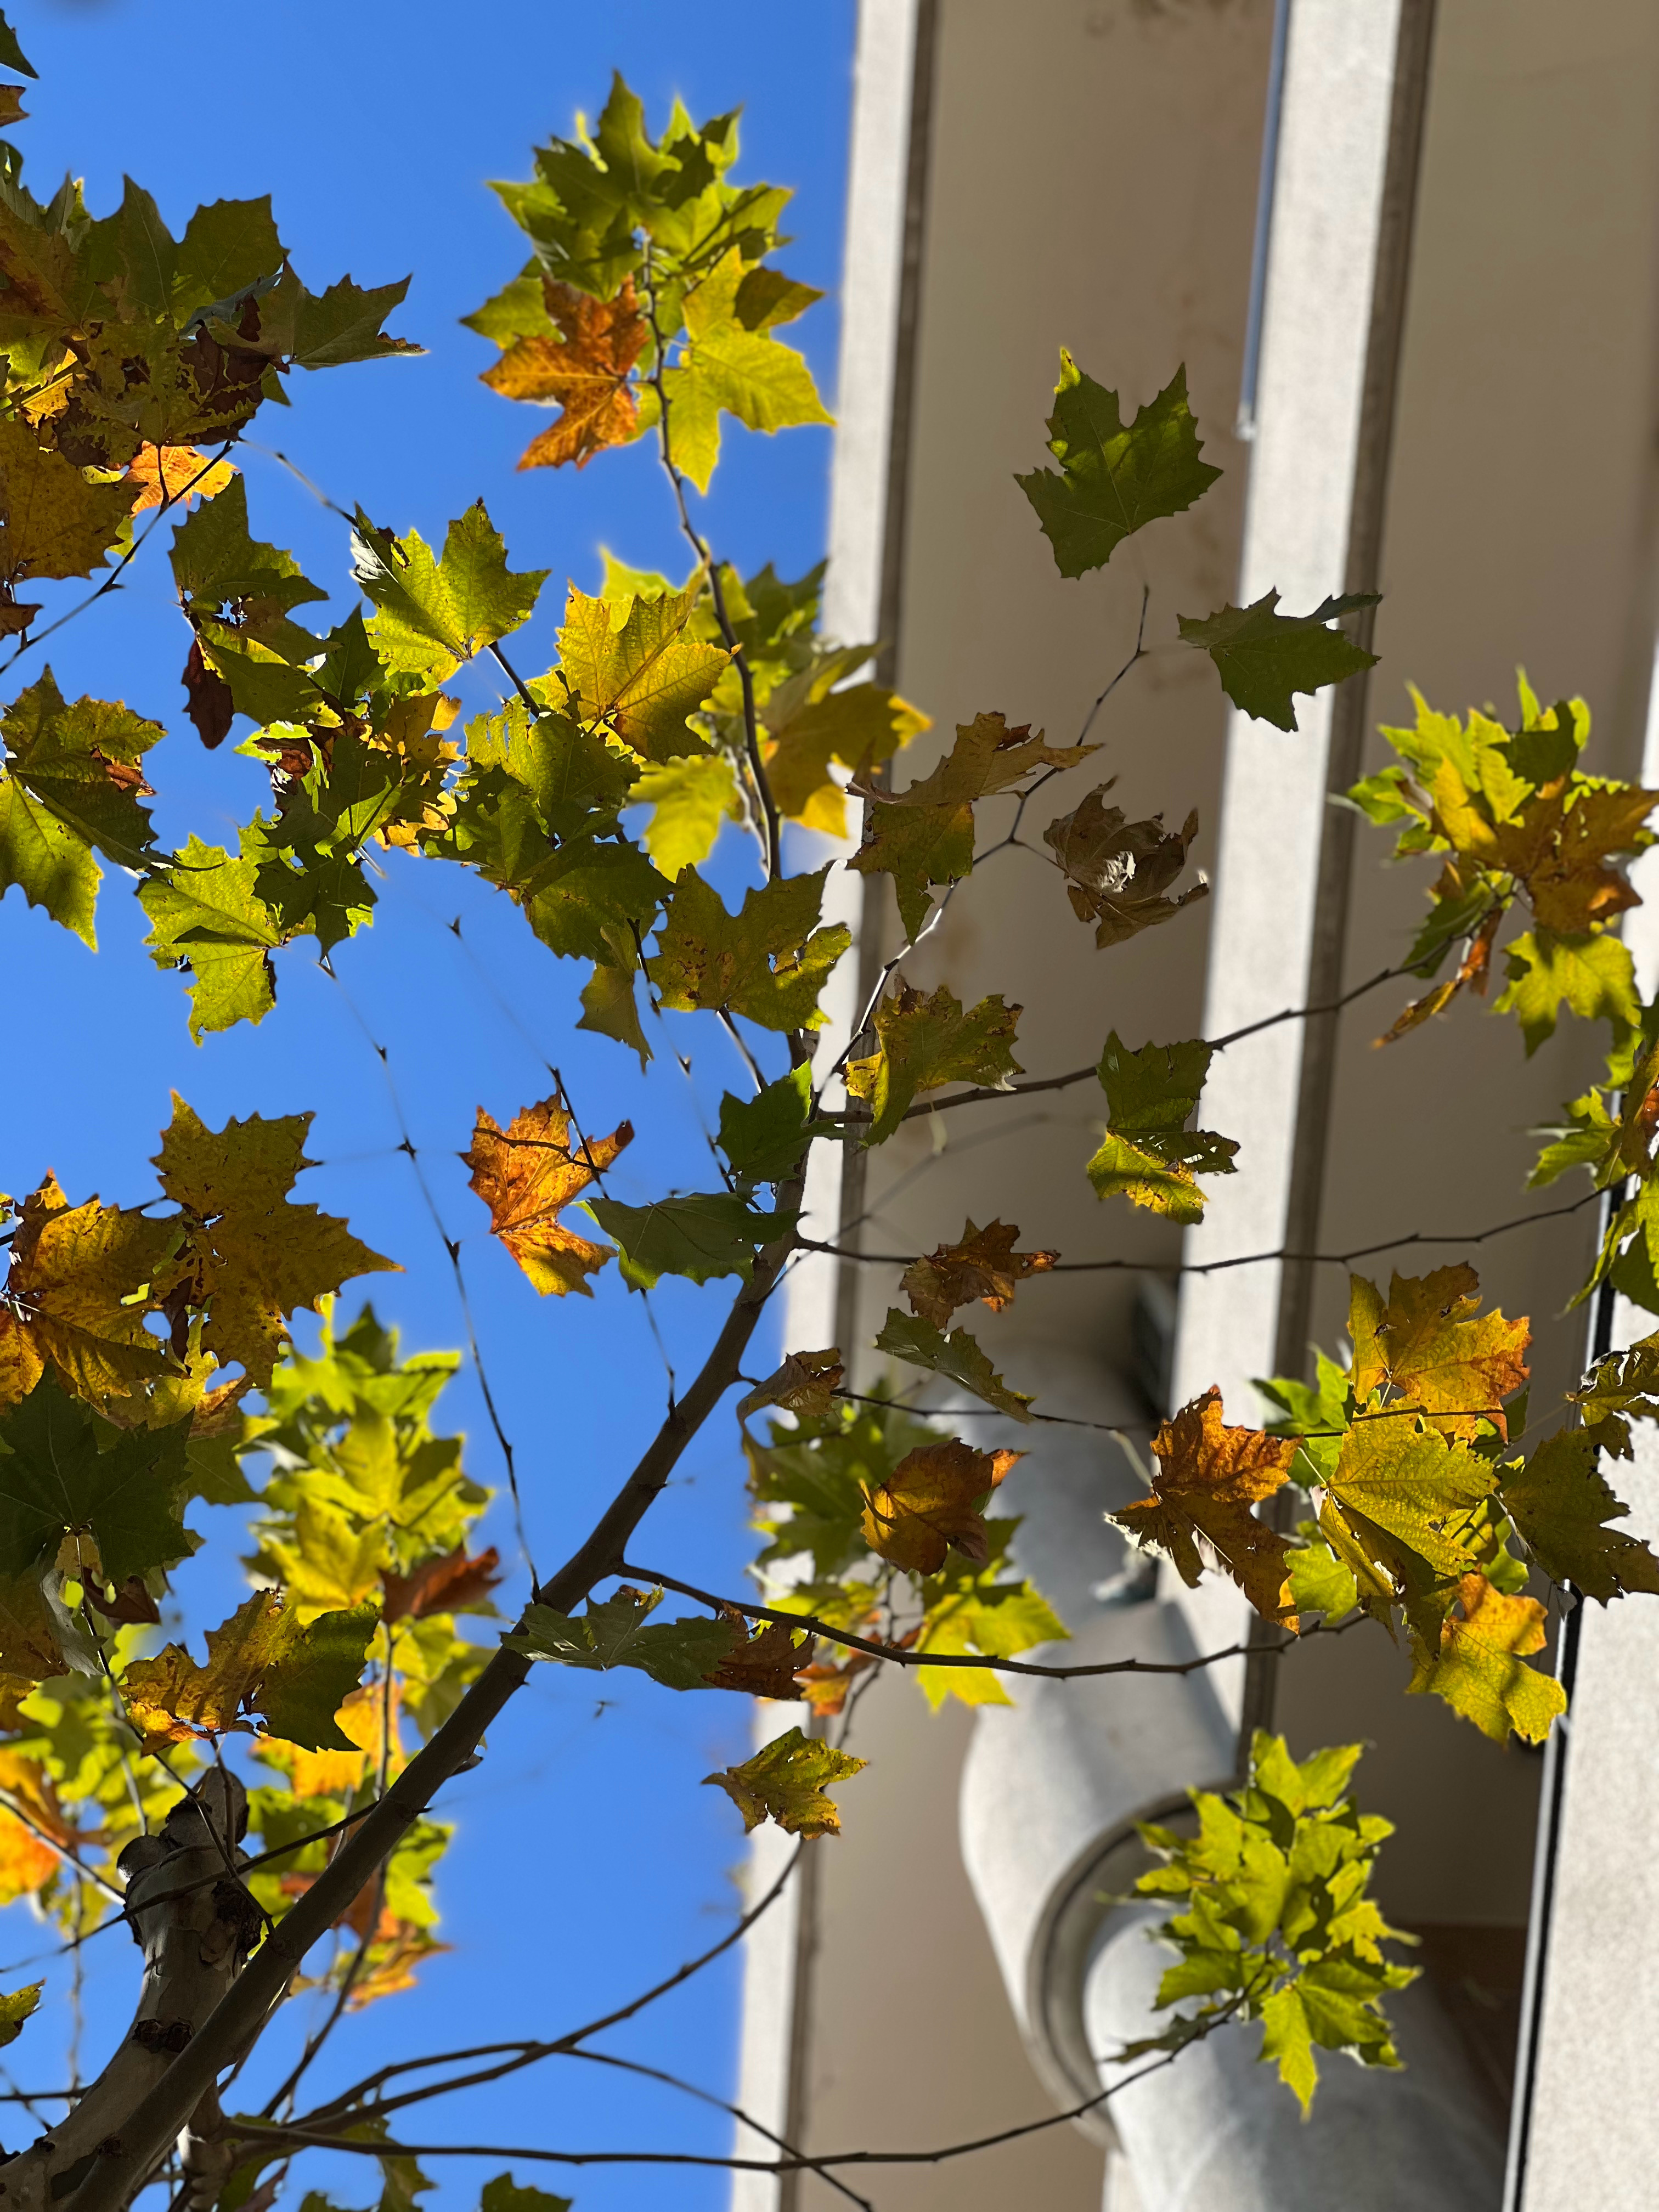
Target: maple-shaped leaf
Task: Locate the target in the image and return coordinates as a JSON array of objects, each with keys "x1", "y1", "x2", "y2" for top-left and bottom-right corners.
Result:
[
  {"x1": 170, "y1": 474, "x2": 327, "y2": 619},
  {"x1": 703, "y1": 1617, "x2": 809, "y2": 1699},
  {"x1": 510, "y1": 1585, "x2": 742, "y2": 1690},
  {"x1": 0, "y1": 1375, "x2": 191, "y2": 1583},
  {"x1": 1286, "y1": 1530, "x2": 1359, "y2": 1624},
  {"x1": 1178, "y1": 592, "x2": 1378, "y2": 732},
  {"x1": 0, "y1": 416, "x2": 134, "y2": 589},
  {"x1": 123, "y1": 443, "x2": 236, "y2": 514},
  {"x1": 138, "y1": 833, "x2": 286, "y2": 1039},
  {"x1": 845, "y1": 983, "x2": 1023, "y2": 1146},
  {"x1": 648, "y1": 864, "x2": 850, "y2": 1031},
  {"x1": 1321, "y1": 1418, "x2": 1498, "y2": 1599},
  {"x1": 763, "y1": 678, "x2": 928, "y2": 837},
  {"x1": 640, "y1": 247, "x2": 832, "y2": 492},
  {"x1": 873, "y1": 1308, "x2": 1035, "y2": 1423},
  {"x1": 485, "y1": 276, "x2": 647, "y2": 470},
  {"x1": 381, "y1": 1544, "x2": 502, "y2": 1624},
  {"x1": 1497, "y1": 1429, "x2": 1659, "y2": 1601},
  {"x1": 861, "y1": 1436, "x2": 1022, "y2": 1574},
  {"x1": 1493, "y1": 930, "x2": 1640, "y2": 1055},
  {"x1": 914, "y1": 1525, "x2": 1068, "y2": 1709},
  {"x1": 704, "y1": 1724, "x2": 866, "y2": 1837},
  {"x1": 901, "y1": 1218, "x2": 1057, "y2": 1330},
  {"x1": 1113, "y1": 1387, "x2": 1299, "y2": 1623},
  {"x1": 152, "y1": 1097, "x2": 397, "y2": 1388},
  {"x1": 1015, "y1": 354, "x2": 1221, "y2": 577},
  {"x1": 0, "y1": 669, "x2": 165, "y2": 944},
  {"x1": 1, "y1": 1170, "x2": 175, "y2": 1407},
  {"x1": 461, "y1": 1096, "x2": 633, "y2": 1297},
  {"x1": 1088, "y1": 1035, "x2": 1239, "y2": 1225},
  {"x1": 737, "y1": 1351, "x2": 844, "y2": 1422},
  {"x1": 584, "y1": 1192, "x2": 795, "y2": 1290},
  {"x1": 1407, "y1": 1574, "x2": 1565, "y2": 1744},
  {"x1": 718, "y1": 1063, "x2": 833, "y2": 1188},
  {"x1": 1349, "y1": 1265, "x2": 1530, "y2": 1439},
  {"x1": 122, "y1": 1590, "x2": 376, "y2": 1751},
  {"x1": 556, "y1": 583, "x2": 729, "y2": 761},
  {"x1": 1568, "y1": 1332, "x2": 1659, "y2": 1458},
  {"x1": 0, "y1": 1981, "x2": 39, "y2": 2052},
  {"x1": 1043, "y1": 786, "x2": 1209, "y2": 949},
  {"x1": 746, "y1": 1396, "x2": 944, "y2": 1580},
  {"x1": 353, "y1": 503, "x2": 548, "y2": 680},
  {"x1": 850, "y1": 711, "x2": 1096, "y2": 940},
  {"x1": 630, "y1": 751, "x2": 742, "y2": 877}
]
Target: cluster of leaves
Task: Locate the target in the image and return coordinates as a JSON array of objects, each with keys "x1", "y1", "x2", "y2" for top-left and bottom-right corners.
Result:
[
  {"x1": 1348, "y1": 676, "x2": 1659, "y2": 1051},
  {"x1": 1117, "y1": 1262, "x2": 1659, "y2": 1745},
  {"x1": 1131, "y1": 1734, "x2": 1415, "y2": 2114}
]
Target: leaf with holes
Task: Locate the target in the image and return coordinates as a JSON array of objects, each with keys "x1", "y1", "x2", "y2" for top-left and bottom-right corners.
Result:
[{"x1": 704, "y1": 1725, "x2": 866, "y2": 1837}]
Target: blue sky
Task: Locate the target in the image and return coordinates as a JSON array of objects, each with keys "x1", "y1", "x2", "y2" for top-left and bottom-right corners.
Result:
[{"x1": 1, "y1": 3, "x2": 856, "y2": 2204}]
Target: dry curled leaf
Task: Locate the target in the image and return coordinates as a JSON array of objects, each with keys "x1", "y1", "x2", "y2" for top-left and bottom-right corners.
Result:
[
  {"x1": 462, "y1": 1095, "x2": 633, "y2": 1296},
  {"x1": 736, "y1": 1350, "x2": 844, "y2": 1421},
  {"x1": 1043, "y1": 785, "x2": 1209, "y2": 948},
  {"x1": 861, "y1": 1439, "x2": 1022, "y2": 1576},
  {"x1": 900, "y1": 1218, "x2": 1057, "y2": 1329},
  {"x1": 1115, "y1": 1386, "x2": 1299, "y2": 1624},
  {"x1": 381, "y1": 1544, "x2": 502, "y2": 1624}
]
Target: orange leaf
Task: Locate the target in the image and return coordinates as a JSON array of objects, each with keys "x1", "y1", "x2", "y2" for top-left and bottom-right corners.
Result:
[
  {"x1": 483, "y1": 278, "x2": 648, "y2": 471},
  {"x1": 461, "y1": 1096, "x2": 633, "y2": 1296},
  {"x1": 124, "y1": 444, "x2": 236, "y2": 514},
  {"x1": 1114, "y1": 1386, "x2": 1299, "y2": 1624},
  {"x1": 1349, "y1": 1265, "x2": 1530, "y2": 1438},
  {"x1": 901, "y1": 1218, "x2": 1057, "y2": 1329},
  {"x1": 861, "y1": 1439, "x2": 1022, "y2": 1576},
  {"x1": 381, "y1": 1544, "x2": 501, "y2": 1624}
]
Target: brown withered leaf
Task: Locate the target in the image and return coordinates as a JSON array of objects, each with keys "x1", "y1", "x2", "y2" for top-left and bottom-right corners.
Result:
[
  {"x1": 861, "y1": 1439, "x2": 1022, "y2": 1576},
  {"x1": 124, "y1": 444, "x2": 236, "y2": 515},
  {"x1": 484, "y1": 278, "x2": 648, "y2": 471},
  {"x1": 381, "y1": 1545, "x2": 501, "y2": 1624},
  {"x1": 1114, "y1": 1386, "x2": 1299, "y2": 1624},
  {"x1": 181, "y1": 636, "x2": 235, "y2": 749},
  {"x1": 736, "y1": 1350, "x2": 844, "y2": 1422},
  {"x1": 1349, "y1": 1264, "x2": 1530, "y2": 1439},
  {"x1": 88, "y1": 1577, "x2": 162, "y2": 1628},
  {"x1": 705, "y1": 1616, "x2": 806, "y2": 1699},
  {"x1": 901, "y1": 1218, "x2": 1058, "y2": 1330},
  {"x1": 1043, "y1": 785, "x2": 1209, "y2": 949},
  {"x1": 462, "y1": 1096, "x2": 633, "y2": 1296}
]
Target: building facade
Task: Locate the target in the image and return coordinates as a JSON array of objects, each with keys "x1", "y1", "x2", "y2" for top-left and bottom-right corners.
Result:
[{"x1": 734, "y1": 4, "x2": 1659, "y2": 2206}]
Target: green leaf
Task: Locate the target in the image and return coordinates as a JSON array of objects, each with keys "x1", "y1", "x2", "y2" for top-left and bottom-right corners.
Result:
[
  {"x1": 0, "y1": 1375, "x2": 193, "y2": 1584},
  {"x1": 139, "y1": 833, "x2": 284, "y2": 1040},
  {"x1": 1568, "y1": 1331, "x2": 1659, "y2": 1457},
  {"x1": 1087, "y1": 1035, "x2": 1238, "y2": 1224},
  {"x1": 555, "y1": 583, "x2": 728, "y2": 761},
  {"x1": 648, "y1": 864, "x2": 850, "y2": 1032},
  {"x1": 1323, "y1": 1419, "x2": 1498, "y2": 1593},
  {"x1": 719, "y1": 1064, "x2": 833, "y2": 1188},
  {"x1": 1286, "y1": 1532, "x2": 1358, "y2": 1623},
  {"x1": 517, "y1": 838, "x2": 669, "y2": 967},
  {"x1": 584, "y1": 1193, "x2": 795, "y2": 1291},
  {"x1": 577, "y1": 961, "x2": 652, "y2": 1069},
  {"x1": 1177, "y1": 591, "x2": 1379, "y2": 732},
  {"x1": 509, "y1": 1586, "x2": 740, "y2": 1689},
  {"x1": 915, "y1": 1531, "x2": 1066, "y2": 1709},
  {"x1": 873, "y1": 1307, "x2": 1034, "y2": 1423},
  {"x1": 1498, "y1": 1428, "x2": 1659, "y2": 1600},
  {"x1": 704, "y1": 1724, "x2": 866, "y2": 1836},
  {"x1": 647, "y1": 247, "x2": 831, "y2": 492},
  {"x1": 171, "y1": 198, "x2": 284, "y2": 323},
  {"x1": 0, "y1": 14, "x2": 37, "y2": 76},
  {"x1": 846, "y1": 983, "x2": 1023, "y2": 1146},
  {"x1": 1015, "y1": 354, "x2": 1221, "y2": 578},
  {"x1": 1, "y1": 668, "x2": 163, "y2": 870},
  {"x1": 630, "y1": 750, "x2": 741, "y2": 876},
  {"x1": 171, "y1": 477, "x2": 326, "y2": 616},
  {"x1": 287, "y1": 275, "x2": 420, "y2": 370},
  {"x1": 462, "y1": 266, "x2": 559, "y2": 347},
  {"x1": 481, "y1": 2178, "x2": 571, "y2": 2212},
  {"x1": 1494, "y1": 929, "x2": 1639, "y2": 1054},
  {"x1": 255, "y1": 1602, "x2": 379, "y2": 1751},
  {"x1": 354, "y1": 503, "x2": 547, "y2": 679},
  {"x1": 0, "y1": 774, "x2": 99, "y2": 945}
]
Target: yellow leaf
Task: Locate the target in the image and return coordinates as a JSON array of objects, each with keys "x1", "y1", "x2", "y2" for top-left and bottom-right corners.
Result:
[
  {"x1": 703, "y1": 1725, "x2": 866, "y2": 1837},
  {"x1": 845, "y1": 983, "x2": 1023, "y2": 1146},
  {"x1": 2, "y1": 1171, "x2": 175, "y2": 1408},
  {"x1": 763, "y1": 681, "x2": 928, "y2": 836},
  {"x1": 461, "y1": 1094, "x2": 632, "y2": 1296},
  {"x1": 1407, "y1": 1575, "x2": 1566, "y2": 1744},
  {"x1": 120, "y1": 1589, "x2": 294, "y2": 1747},
  {"x1": 0, "y1": 416, "x2": 133, "y2": 585},
  {"x1": 556, "y1": 583, "x2": 729, "y2": 763},
  {"x1": 1114, "y1": 1386, "x2": 1299, "y2": 1624},
  {"x1": 1349, "y1": 1265, "x2": 1530, "y2": 1438},
  {"x1": 631, "y1": 750, "x2": 741, "y2": 876},
  {"x1": 151, "y1": 1098, "x2": 398, "y2": 1388}
]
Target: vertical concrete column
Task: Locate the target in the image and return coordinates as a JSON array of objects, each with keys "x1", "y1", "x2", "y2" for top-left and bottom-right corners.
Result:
[{"x1": 1166, "y1": 0, "x2": 1429, "y2": 1703}]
